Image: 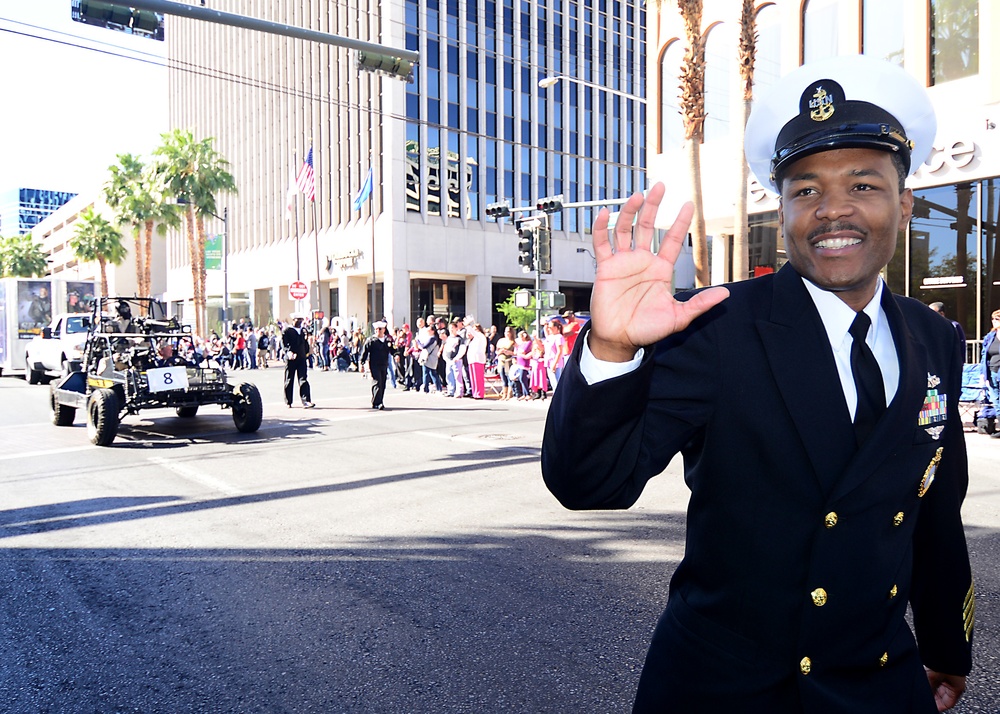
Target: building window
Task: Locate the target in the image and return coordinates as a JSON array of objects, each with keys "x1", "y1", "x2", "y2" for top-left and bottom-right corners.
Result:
[
  {"x1": 898, "y1": 184, "x2": 977, "y2": 336},
  {"x1": 754, "y1": 4, "x2": 782, "y2": 96},
  {"x1": 704, "y1": 22, "x2": 735, "y2": 143},
  {"x1": 802, "y1": 0, "x2": 844, "y2": 64},
  {"x1": 659, "y1": 40, "x2": 684, "y2": 153},
  {"x1": 862, "y1": 0, "x2": 904, "y2": 66},
  {"x1": 410, "y1": 278, "x2": 467, "y2": 326},
  {"x1": 929, "y1": 0, "x2": 979, "y2": 85}
]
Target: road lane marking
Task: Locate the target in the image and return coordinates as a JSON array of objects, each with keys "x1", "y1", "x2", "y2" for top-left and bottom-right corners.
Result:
[
  {"x1": 0, "y1": 445, "x2": 94, "y2": 461},
  {"x1": 147, "y1": 455, "x2": 245, "y2": 496}
]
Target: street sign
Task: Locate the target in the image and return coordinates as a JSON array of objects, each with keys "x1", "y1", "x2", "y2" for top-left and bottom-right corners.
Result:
[{"x1": 289, "y1": 281, "x2": 309, "y2": 300}]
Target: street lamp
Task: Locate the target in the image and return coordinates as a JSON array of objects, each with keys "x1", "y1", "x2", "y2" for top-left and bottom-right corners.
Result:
[{"x1": 537, "y1": 75, "x2": 646, "y2": 103}]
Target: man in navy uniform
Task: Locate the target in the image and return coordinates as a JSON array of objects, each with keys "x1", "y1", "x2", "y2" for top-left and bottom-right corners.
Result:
[
  {"x1": 542, "y1": 55, "x2": 973, "y2": 712},
  {"x1": 360, "y1": 321, "x2": 393, "y2": 410},
  {"x1": 282, "y1": 314, "x2": 315, "y2": 408}
]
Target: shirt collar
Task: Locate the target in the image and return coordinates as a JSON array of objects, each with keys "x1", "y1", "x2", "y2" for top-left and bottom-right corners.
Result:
[{"x1": 801, "y1": 277, "x2": 885, "y2": 353}]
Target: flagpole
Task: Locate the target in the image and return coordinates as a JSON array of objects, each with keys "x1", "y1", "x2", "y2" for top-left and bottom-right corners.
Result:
[
  {"x1": 312, "y1": 142, "x2": 322, "y2": 319},
  {"x1": 370, "y1": 155, "x2": 376, "y2": 327},
  {"x1": 293, "y1": 153, "x2": 301, "y2": 282}
]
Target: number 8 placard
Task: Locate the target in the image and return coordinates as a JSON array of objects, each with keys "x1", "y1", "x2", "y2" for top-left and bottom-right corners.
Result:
[{"x1": 147, "y1": 366, "x2": 190, "y2": 393}]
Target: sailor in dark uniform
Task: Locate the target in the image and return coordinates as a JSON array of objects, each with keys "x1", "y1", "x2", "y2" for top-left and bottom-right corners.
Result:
[
  {"x1": 282, "y1": 314, "x2": 314, "y2": 408},
  {"x1": 542, "y1": 55, "x2": 973, "y2": 713},
  {"x1": 360, "y1": 321, "x2": 393, "y2": 410}
]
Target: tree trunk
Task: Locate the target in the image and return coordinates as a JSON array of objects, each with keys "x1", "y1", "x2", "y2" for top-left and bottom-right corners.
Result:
[
  {"x1": 678, "y1": 0, "x2": 707, "y2": 287},
  {"x1": 687, "y1": 140, "x2": 708, "y2": 286},
  {"x1": 133, "y1": 227, "x2": 145, "y2": 308},
  {"x1": 733, "y1": 97, "x2": 751, "y2": 282},
  {"x1": 99, "y1": 257, "x2": 108, "y2": 298},
  {"x1": 733, "y1": 0, "x2": 756, "y2": 282},
  {"x1": 144, "y1": 219, "x2": 154, "y2": 301},
  {"x1": 185, "y1": 205, "x2": 201, "y2": 337}
]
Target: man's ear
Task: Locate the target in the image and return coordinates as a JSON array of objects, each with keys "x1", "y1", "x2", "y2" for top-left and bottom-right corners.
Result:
[{"x1": 899, "y1": 188, "x2": 914, "y2": 230}]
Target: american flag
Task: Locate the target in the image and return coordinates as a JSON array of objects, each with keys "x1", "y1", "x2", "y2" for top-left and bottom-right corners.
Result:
[{"x1": 296, "y1": 147, "x2": 316, "y2": 202}]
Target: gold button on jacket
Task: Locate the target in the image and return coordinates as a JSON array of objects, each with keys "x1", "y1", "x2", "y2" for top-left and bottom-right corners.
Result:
[
  {"x1": 824, "y1": 511, "x2": 838, "y2": 528},
  {"x1": 800, "y1": 657, "x2": 812, "y2": 675},
  {"x1": 811, "y1": 588, "x2": 828, "y2": 607}
]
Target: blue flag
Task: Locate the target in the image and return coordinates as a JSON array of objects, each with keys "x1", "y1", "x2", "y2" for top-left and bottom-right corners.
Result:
[{"x1": 352, "y1": 167, "x2": 373, "y2": 212}]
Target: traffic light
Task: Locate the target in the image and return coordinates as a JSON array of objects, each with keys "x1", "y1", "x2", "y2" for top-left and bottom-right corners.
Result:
[
  {"x1": 537, "y1": 194, "x2": 564, "y2": 214},
  {"x1": 537, "y1": 226, "x2": 552, "y2": 274},
  {"x1": 517, "y1": 225, "x2": 536, "y2": 273},
  {"x1": 485, "y1": 201, "x2": 511, "y2": 219},
  {"x1": 356, "y1": 51, "x2": 415, "y2": 83},
  {"x1": 72, "y1": 1, "x2": 164, "y2": 41}
]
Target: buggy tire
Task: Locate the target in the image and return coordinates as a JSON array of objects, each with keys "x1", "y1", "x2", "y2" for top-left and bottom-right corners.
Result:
[
  {"x1": 176, "y1": 406, "x2": 199, "y2": 418},
  {"x1": 87, "y1": 388, "x2": 120, "y2": 446},
  {"x1": 50, "y1": 388, "x2": 76, "y2": 427},
  {"x1": 232, "y1": 382, "x2": 262, "y2": 433}
]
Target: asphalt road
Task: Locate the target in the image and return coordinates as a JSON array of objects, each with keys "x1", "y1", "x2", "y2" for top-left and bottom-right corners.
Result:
[{"x1": 0, "y1": 365, "x2": 997, "y2": 713}]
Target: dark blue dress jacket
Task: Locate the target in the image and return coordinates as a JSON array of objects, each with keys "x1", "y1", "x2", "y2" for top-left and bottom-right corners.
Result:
[{"x1": 542, "y1": 263, "x2": 974, "y2": 713}]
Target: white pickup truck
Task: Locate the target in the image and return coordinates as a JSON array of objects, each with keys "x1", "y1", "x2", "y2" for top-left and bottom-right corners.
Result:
[{"x1": 24, "y1": 313, "x2": 93, "y2": 383}]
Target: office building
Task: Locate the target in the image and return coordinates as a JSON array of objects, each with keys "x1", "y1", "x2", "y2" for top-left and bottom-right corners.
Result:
[
  {"x1": 652, "y1": 0, "x2": 1000, "y2": 347},
  {"x1": 164, "y1": 0, "x2": 646, "y2": 331}
]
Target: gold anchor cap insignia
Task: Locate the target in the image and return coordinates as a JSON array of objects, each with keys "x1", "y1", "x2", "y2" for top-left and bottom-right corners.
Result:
[{"x1": 809, "y1": 86, "x2": 835, "y2": 122}]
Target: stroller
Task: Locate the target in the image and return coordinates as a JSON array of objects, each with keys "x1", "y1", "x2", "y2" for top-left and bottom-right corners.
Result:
[{"x1": 959, "y1": 363, "x2": 993, "y2": 433}]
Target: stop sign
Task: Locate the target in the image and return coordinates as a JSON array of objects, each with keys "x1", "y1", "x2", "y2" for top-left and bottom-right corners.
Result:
[{"x1": 288, "y1": 281, "x2": 309, "y2": 300}]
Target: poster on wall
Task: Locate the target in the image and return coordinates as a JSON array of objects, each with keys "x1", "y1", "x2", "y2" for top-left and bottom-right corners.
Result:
[
  {"x1": 66, "y1": 282, "x2": 96, "y2": 314},
  {"x1": 18, "y1": 280, "x2": 52, "y2": 338}
]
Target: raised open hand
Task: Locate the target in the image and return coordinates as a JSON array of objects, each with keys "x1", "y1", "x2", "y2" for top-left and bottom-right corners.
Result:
[{"x1": 588, "y1": 182, "x2": 730, "y2": 362}]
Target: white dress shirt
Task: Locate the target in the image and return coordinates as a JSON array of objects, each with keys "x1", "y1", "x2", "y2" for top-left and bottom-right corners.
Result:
[{"x1": 580, "y1": 277, "x2": 900, "y2": 420}]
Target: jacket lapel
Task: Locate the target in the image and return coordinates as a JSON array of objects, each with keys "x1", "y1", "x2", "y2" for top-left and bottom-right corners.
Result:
[
  {"x1": 829, "y1": 289, "x2": 929, "y2": 501},
  {"x1": 756, "y1": 265, "x2": 857, "y2": 494}
]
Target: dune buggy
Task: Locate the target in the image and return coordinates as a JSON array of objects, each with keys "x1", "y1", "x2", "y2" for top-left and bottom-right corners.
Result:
[{"x1": 49, "y1": 296, "x2": 263, "y2": 446}]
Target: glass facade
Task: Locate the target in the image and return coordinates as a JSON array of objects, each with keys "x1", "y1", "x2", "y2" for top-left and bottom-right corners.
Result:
[
  {"x1": 0, "y1": 188, "x2": 77, "y2": 236},
  {"x1": 862, "y1": 0, "x2": 905, "y2": 66},
  {"x1": 410, "y1": 278, "x2": 466, "y2": 327},
  {"x1": 403, "y1": 0, "x2": 646, "y2": 236},
  {"x1": 929, "y1": 0, "x2": 979, "y2": 85}
]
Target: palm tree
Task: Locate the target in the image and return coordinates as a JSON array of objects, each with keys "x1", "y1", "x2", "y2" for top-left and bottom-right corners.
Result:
[
  {"x1": 104, "y1": 153, "x2": 147, "y2": 298},
  {"x1": 0, "y1": 233, "x2": 48, "y2": 277},
  {"x1": 677, "y1": 0, "x2": 709, "y2": 287},
  {"x1": 104, "y1": 154, "x2": 181, "y2": 310},
  {"x1": 732, "y1": 0, "x2": 757, "y2": 282},
  {"x1": 70, "y1": 206, "x2": 127, "y2": 297},
  {"x1": 155, "y1": 129, "x2": 236, "y2": 338}
]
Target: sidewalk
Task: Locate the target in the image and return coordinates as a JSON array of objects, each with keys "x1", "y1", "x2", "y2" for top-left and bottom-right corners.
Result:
[{"x1": 221, "y1": 359, "x2": 553, "y2": 413}]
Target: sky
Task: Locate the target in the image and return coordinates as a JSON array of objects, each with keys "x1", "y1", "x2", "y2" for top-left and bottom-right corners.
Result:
[{"x1": 0, "y1": 0, "x2": 168, "y2": 195}]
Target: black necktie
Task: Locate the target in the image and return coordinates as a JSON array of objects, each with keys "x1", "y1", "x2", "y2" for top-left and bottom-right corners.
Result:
[{"x1": 849, "y1": 311, "x2": 886, "y2": 446}]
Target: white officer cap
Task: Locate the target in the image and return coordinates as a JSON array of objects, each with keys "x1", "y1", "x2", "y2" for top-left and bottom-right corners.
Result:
[
  {"x1": 372, "y1": 320, "x2": 387, "y2": 329},
  {"x1": 745, "y1": 55, "x2": 936, "y2": 194}
]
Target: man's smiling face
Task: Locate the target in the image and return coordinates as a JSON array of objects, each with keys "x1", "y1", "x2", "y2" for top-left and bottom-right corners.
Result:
[{"x1": 778, "y1": 147, "x2": 913, "y2": 311}]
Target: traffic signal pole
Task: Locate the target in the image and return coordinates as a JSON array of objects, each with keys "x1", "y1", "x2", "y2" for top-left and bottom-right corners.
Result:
[{"x1": 123, "y1": 0, "x2": 418, "y2": 65}]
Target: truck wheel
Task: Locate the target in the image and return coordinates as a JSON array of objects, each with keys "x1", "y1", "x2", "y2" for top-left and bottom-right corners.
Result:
[
  {"x1": 50, "y1": 388, "x2": 76, "y2": 426},
  {"x1": 176, "y1": 406, "x2": 199, "y2": 418},
  {"x1": 232, "y1": 383, "x2": 262, "y2": 433},
  {"x1": 87, "y1": 388, "x2": 120, "y2": 446},
  {"x1": 27, "y1": 360, "x2": 44, "y2": 385}
]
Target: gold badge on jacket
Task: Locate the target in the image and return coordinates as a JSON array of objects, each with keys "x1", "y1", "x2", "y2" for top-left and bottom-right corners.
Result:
[
  {"x1": 918, "y1": 373, "x2": 947, "y2": 440},
  {"x1": 918, "y1": 447, "x2": 943, "y2": 498}
]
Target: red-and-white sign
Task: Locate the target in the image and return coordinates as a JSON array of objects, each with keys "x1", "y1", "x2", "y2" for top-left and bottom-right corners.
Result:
[{"x1": 288, "y1": 281, "x2": 309, "y2": 300}]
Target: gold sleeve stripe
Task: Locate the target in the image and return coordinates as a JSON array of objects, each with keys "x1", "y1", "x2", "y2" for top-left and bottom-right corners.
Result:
[{"x1": 963, "y1": 582, "x2": 975, "y2": 642}]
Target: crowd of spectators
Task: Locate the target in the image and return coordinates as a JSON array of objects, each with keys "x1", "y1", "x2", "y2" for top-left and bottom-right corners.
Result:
[{"x1": 183, "y1": 310, "x2": 586, "y2": 403}]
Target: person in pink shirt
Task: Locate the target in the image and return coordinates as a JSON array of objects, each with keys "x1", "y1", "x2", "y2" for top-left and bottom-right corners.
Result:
[{"x1": 466, "y1": 322, "x2": 489, "y2": 399}]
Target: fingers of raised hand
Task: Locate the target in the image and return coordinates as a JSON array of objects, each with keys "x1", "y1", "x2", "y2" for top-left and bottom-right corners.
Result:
[
  {"x1": 592, "y1": 207, "x2": 614, "y2": 261},
  {"x1": 656, "y1": 201, "x2": 695, "y2": 265},
  {"x1": 613, "y1": 191, "x2": 646, "y2": 253}
]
